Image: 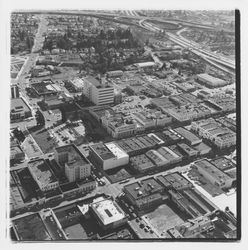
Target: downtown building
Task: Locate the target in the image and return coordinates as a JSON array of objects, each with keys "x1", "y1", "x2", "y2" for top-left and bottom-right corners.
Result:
[
  {"x1": 83, "y1": 76, "x2": 114, "y2": 106},
  {"x1": 54, "y1": 144, "x2": 91, "y2": 182}
]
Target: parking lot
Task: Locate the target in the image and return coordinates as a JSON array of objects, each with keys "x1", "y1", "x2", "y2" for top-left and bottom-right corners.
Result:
[{"x1": 49, "y1": 120, "x2": 86, "y2": 146}]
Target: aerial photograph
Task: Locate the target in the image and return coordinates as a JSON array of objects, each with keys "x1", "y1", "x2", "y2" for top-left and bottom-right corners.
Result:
[{"x1": 9, "y1": 9, "x2": 238, "y2": 241}]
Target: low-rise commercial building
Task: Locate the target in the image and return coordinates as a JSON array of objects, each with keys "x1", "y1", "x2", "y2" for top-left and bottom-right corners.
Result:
[
  {"x1": 193, "y1": 142, "x2": 212, "y2": 156},
  {"x1": 132, "y1": 110, "x2": 172, "y2": 129},
  {"x1": 28, "y1": 159, "x2": 59, "y2": 192},
  {"x1": 205, "y1": 95, "x2": 236, "y2": 112},
  {"x1": 157, "y1": 146, "x2": 182, "y2": 165},
  {"x1": 177, "y1": 143, "x2": 199, "y2": 157},
  {"x1": 115, "y1": 135, "x2": 158, "y2": 156},
  {"x1": 194, "y1": 159, "x2": 234, "y2": 189},
  {"x1": 146, "y1": 149, "x2": 169, "y2": 167},
  {"x1": 89, "y1": 106, "x2": 115, "y2": 122},
  {"x1": 10, "y1": 145, "x2": 25, "y2": 163},
  {"x1": 169, "y1": 216, "x2": 214, "y2": 238},
  {"x1": 102, "y1": 113, "x2": 137, "y2": 139},
  {"x1": 130, "y1": 154, "x2": 156, "y2": 173},
  {"x1": 106, "y1": 70, "x2": 123, "y2": 78},
  {"x1": 172, "y1": 81, "x2": 196, "y2": 92},
  {"x1": 10, "y1": 98, "x2": 32, "y2": 122},
  {"x1": 89, "y1": 142, "x2": 129, "y2": 170},
  {"x1": 174, "y1": 127, "x2": 202, "y2": 146},
  {"x1": 196, "y1": 73, "x2": 226, "y2": 88},
  {"x1": 135, "y1": 61, "x2": 156, "y2": 69},
  {"x1": 191, "y1": 119, "x2": 236, "y2": 149},
  {"x1": 157, "y1": 173, "x2": 217, "y2": 218},
  {"x1": 90, "y1": 197, "x2": 128, "y2": 230},
  {"x1": 169, "y1": 93, "x2": 201, "y2": 107},
  {"x1": 166, "y1": 104, "x2": 212, "y2": 122},
  {"x1": 123, "y1": 177, "x2": 166, "y2": 210}
]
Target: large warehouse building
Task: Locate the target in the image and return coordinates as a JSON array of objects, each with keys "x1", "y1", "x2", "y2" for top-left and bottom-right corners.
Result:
[{"x1": 196, "y1": 73, "x2": 226, "y2": 88}]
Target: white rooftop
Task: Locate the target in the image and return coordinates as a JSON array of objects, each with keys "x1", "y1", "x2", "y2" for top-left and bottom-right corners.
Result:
[
  {"x1": 105, "y1": 142, "x2": 129, "y2": 159},
  {"x1": 135, "y1": 61, "x2": 156, "y2": 68},
  {"x1": 148, "y1": 133, "x2": 164, "y2": 144},
  {"x1": 91, "y1": 198, "x2": 126, "y2": 225},
  {"x1": 71, "y1": 78, "x2": 85, "y2": 88}
]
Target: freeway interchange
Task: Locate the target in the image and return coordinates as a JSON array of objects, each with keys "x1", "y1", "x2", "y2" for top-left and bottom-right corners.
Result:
[{"x1": 14, "y1": 9, "x2": 235, "y2": 74}]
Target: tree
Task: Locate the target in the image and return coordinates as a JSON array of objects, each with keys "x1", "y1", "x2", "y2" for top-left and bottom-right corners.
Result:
[
  {"x1": 26, "y1": 36, "x2": 32, "y2": 50},
  {"x1": 35, "y1": 109, "x2": 45, "y2": 127}
]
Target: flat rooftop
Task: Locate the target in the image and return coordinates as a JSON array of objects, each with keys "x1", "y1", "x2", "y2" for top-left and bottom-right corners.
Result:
[
  {"x1": 151, "y1": 97, "x2": 176, "y2": 109},
  {"x1": 168, "y1": 145, "x2": 184, "y2": 158},
  {"x1": 174, "y1": 127, "x2": 201, "y2": 144},
  {"x1": 28, "y1": 159, "x2": 57, "y2": 186},
  {"x1": 162, "y1": 172, "x2": 193, "y2": 190},
  {"x1": 90, "y1": 106, "x2": 115, "y2": 119},
  {"x1": 11, "y1": 98, "x2": 31, "y2": 113},
  {"x1": 157, "y1": 147, "x2": 181, "y2": 161},
  {"x1": 193, "y1": 142, "x2": 211, "y2": 152},
  {"x1": 159, "y1": 130, "x2": 181, "y2": 142},
  {"x1": 85, "y1": 76, "x2": 113, "y2": 89},
  {"x1": 135, "y1": 61, "x2": 155, "y2": 67},
  {"x1": 200, "y1": 122, "x2": 219, "y2": 131},
  {"x1": 32, "y1": 80, "x2": 57, "y2": 95},
  {"x1": 211, "y1": 157, "x2": 236, "y2": 171},
  {"x1": 90, "y1": 143, "x2": 115, "y2": 160},
  {"x1": 146, "y1": 150, "x2": 168, "y2": 165},
  {"x1": 91, "y1": 197, "x2": 126, "y2": 226},
  {"x1": 177, "y1": 143, "x2": 199, "y2": 155},
  {"x1": 12, "y1": 213, "x2": 52, "y2": 241},
  {"x1": 124, "y1": 177, "x2": 163, "y2": 200},
  {"x1": 56, "y1": 144, "x2": 89, "y2": 167},
  {"x1": 197, "y1": 73, "x2": 225, "y2": 83},
  {"x1": 130, "y1": 154, "x2": 156, "y2": 171},
  {"x1": 105, "y1": 142, "x2": 129, "y2": 159},
  {"x1": 148, "y1": 133, "x2": 164, "y2": 144},
  {"x1": 194, "y1": 159, "x2": 233, "y2": 182},
  {"x1": 85, "y1": 76, "x2": 101, "y2": 87}
]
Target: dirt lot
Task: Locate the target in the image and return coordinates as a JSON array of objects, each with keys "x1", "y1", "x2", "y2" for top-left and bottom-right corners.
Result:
[{"x1": 143, "y1": 201, "x2": 185, "y2": 236}]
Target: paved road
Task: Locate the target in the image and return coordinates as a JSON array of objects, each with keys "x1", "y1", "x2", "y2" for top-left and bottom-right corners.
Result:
[
  {"x1": 10, "y1": 162, "x2": 192, "y2": 221},
  {"x1": 139, "y1": 19, "x2": 235, "y2": 72},
  {"x1": 17, "y1": 14, "x2": 48, "y2": 97}
]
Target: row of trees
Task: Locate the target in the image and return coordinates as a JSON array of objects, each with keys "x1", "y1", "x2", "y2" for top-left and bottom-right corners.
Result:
[{"x1": 43, "y1": 27, "x2": 140, "y2": 52}]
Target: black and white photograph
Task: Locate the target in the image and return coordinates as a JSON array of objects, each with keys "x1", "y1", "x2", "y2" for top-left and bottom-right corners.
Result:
[{"x1": 1, "y1": 0, "x2": 247, "y2": 247}]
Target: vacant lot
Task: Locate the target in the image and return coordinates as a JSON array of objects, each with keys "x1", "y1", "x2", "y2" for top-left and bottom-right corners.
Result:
[
  {"x1": 64, "y1": 224, "x2": 88, "y2": 240},
  {"x1": 143, "y1": 202, "x2": 184, "y2": 236}
]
